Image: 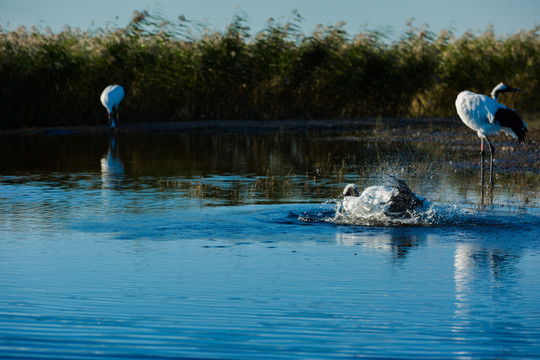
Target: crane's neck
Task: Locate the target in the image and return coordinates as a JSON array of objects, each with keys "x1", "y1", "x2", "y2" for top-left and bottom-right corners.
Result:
[{"x1": 490, "y1": 89, "x2": 500, "y2": 101}]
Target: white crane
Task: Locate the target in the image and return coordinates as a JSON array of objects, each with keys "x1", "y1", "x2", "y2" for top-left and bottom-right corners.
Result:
[
  {"x1": 341, "y1": 177, "x2": 427, "y2": 218},
  {"x1": 455, "y1": 82, "x2": 527, "y2": 186},
  {"x1": 100, "y1": 85, "x2": 125, "y2": 130}
]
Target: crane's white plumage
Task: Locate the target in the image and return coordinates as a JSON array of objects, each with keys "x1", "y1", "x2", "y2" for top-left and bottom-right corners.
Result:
[
  {"x1": 100, "y1": 85, "x2": 125, "y2": 129},
  {"x1": 455, "y1": 82, "x2": 527, "y2": 185},
  {"x1": 340, "y1": 179, "x2": 427, "y2": 219},
  {"x1": 342, "y1": 185, "x2": 399, "y2": 216},
  {"x1": 456, "y1": 88, "x2": 526, "y2": 142}
]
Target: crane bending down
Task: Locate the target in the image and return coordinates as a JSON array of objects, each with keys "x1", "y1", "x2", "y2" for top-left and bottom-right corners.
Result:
[
  {"x1": 455, "y1": 82, "x2": 527, "y2": 186},
  {"x1": 341, "y1": 177, "x2": 427, "y2": 218},
  {"x1": 100, "y1": 85, "x2": 125, "y2": 130}
]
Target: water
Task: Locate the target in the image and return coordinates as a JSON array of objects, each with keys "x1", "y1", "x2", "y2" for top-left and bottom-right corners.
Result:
[{"x1": 1, "y1": 125, "x2": 539, "y2": 359}]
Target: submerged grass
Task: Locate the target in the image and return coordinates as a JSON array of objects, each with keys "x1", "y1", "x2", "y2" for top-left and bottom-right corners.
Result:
[
  {"x1": 156, "y1": 166, "x2": 540, "y2": 210},
  {"x1": 1, "y1": 9, "x2": 540, "y2": 129},
  {"x1": 155, "y1": 141, "x2": 539, "y2": 209}
]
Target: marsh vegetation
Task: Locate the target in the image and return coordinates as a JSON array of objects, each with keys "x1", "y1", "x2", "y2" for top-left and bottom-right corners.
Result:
[{"x1": 1, "y1": 9, "x2": 539, "y2": 129}]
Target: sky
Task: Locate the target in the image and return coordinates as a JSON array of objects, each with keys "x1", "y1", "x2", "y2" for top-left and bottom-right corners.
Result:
[{"x1": 1, "y1": 0, "x2": 539, "y2": 39}]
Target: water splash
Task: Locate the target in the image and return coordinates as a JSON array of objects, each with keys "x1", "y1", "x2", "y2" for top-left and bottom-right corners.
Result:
[
  {"x1": 298, "y1": 198, "x2": 540, "y2": 229},
  {"x1": 331, "y1": 198, "x2": 441, "y2": 227},
  {"x1": 298, "y1": 199, "x2": 496, "y2": 228}
]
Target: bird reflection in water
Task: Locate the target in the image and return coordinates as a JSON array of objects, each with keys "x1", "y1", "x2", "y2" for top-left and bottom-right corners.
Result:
[
  {"x1": 453, "y1": 243, "x2": 520, "y2": 324},
  {"x1": 336, "y1": 228, "x2": 428, "y2": 263},
  {"x1": 101, "y1": 136, "x2": 125, "y2": 191}
]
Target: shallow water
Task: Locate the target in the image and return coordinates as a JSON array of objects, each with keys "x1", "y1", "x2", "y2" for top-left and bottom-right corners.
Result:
[{"x1": 1, "y1": 128, "x2": 539, "y2": 359}]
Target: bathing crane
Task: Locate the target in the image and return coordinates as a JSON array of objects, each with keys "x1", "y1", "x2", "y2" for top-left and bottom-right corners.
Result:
[
  {"x1": 100, "y1": 85, "x2": 125, "y2": 130},
  {"x1": 455, "y1": 82, "x2": 527, "y2": 186},
  {"x1": 341, "y1": 177, "x2": 426, "y2": 218}
]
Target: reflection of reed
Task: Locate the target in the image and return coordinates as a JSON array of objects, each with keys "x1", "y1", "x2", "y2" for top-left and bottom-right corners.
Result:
[
  {"x1": 101, "y1": 137, "x2": 125, "y2": 190},
  {"x1": 115, "y1": 131, "x2": 536, "y2": 207}
]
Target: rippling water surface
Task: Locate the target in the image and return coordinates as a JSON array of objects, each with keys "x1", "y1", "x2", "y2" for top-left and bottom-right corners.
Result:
[{"x1": 1, "y1": 126, "x2": 539, "y2": 359}]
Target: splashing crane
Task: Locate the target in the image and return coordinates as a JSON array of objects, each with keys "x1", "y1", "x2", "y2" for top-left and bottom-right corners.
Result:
[
  {"x1": 341, "y1": 177, "x2": 427, "y2": 219},
  {"x1": 455, "y1": 82, "x2": 527, "y2": 186},
  {"x1": 100, "y1": 85, "x2": 125, "y2": 130}
]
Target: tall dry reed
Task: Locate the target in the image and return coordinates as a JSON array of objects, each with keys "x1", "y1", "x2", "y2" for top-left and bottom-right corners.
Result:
[{"x1": 1, "y1": 10, "x2": 539, "y2": 128}]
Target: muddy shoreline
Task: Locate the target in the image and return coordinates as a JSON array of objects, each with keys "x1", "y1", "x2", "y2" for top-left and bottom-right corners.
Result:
[
  {"x1": 2, "y1": 118, "x2": 538, "y2": 173},
  {"x1": 0, "y1": 118, "x2": 455, "y2": 135}
]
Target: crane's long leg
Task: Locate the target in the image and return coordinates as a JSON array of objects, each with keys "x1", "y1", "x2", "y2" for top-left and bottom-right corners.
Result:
[
  {"x1": 114, "y1": 105, "x2": 120, "y2": 126},
  {"x1": 110, "y1": 107, "x2": 117, "y2": 131},
  {"x1": 480, "y1": 138, "x2": 485, "y2": 187},
  {"x1": 107, "y1": 110, "x2": 113, "y2": 129},
  {"x1": 485, "y1": 137, "x2": 494, "y2": 185}
]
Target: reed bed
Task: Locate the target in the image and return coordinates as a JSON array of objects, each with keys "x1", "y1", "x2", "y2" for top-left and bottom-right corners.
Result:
[{"x1": 1, "y1": 9, "x2": 539, "y2": 129}]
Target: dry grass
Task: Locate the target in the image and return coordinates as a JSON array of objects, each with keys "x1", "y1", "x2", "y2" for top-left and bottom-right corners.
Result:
[{"x1": 1, "y1": 9, "x2": 540, "y2": 128}]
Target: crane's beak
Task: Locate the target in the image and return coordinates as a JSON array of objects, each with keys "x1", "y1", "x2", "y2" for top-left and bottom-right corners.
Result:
[{"x1": 507, "y1": 85, "x2": 524, "y2": 93}]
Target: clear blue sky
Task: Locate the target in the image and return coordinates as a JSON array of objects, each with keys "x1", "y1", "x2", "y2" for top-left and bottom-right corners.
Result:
[{"x1": 1, "y1": 0, "x2": 539, "y2": 38}]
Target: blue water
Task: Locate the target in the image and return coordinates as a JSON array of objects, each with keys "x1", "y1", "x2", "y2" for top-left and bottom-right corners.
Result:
[{"x1": 1, "y1": 131, "x2": 539, "y2": 359}]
